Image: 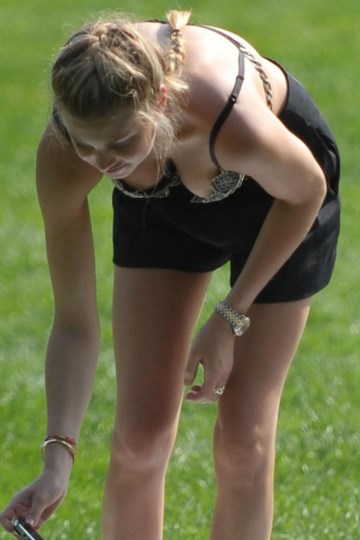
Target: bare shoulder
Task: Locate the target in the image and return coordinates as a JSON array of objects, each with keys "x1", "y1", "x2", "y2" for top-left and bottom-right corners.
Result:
[
  {"x1": 36, "y1": 122, "x2": 102, "y2": 217},
  {"x1": 136, "y1": 21, "x2": 285, "y2": 125},
  {"x1": 180, "y1": 25, "x2": 285, "y2": 128},
  {"x1": 182, "y1": 26, "x2": 243, "y2": 122},
  {"x1": 136, "y1": 22, "x2": 241, "y2": 120}
]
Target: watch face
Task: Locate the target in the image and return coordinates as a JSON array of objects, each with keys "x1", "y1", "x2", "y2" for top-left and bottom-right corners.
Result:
[
  {"x1": 234, "y1": 317, "x2": 250, "y2": 336},
  {"x1": 214, "y1": 301, "x2": 250, "y2": 337}
]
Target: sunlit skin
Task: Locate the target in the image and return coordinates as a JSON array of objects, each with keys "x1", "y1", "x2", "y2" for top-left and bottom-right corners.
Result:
[
  {"x1": 0, "y1": 16, "x2": 338, "y2": 540},
  {"x1": 62, "y1": 85, "x2": 168, "y2": 188},
  {"x1": 63, "y1": 110, "x2": 157, "y2": 180}
]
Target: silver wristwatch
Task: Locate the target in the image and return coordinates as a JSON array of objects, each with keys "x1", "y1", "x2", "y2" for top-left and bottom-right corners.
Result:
[{"x1": 214, "y1": 301, "x2": 251, "y2": 337}]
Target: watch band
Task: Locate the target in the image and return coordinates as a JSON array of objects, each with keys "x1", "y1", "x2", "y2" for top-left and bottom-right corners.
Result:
[{"x1": 214, "y1": 301, "x2": 251, "y2": 337}]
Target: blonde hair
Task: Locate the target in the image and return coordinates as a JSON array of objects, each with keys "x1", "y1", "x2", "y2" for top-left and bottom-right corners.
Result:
[{"x1": 51, "y1": 10, "x2": 192, "y2": 158}]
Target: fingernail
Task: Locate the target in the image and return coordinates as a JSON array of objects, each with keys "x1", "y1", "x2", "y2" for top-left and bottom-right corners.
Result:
[{"x1": 26, "y1": 517, "x2": 35, "y2": 527}]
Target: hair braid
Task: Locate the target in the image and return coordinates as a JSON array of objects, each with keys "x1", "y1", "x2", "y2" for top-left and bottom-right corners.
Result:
[
  {"x1": 52, "y1": 19, "x2": 166, "y2": 119},
  {"x1": 165, "y1": 10, "x2": 191, "y2": 75},
  {"x1": 51, "y1": 12, "x2": 192, "y2": 164}
]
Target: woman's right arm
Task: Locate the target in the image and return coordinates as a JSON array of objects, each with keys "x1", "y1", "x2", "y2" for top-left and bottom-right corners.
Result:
[{"x1": 0, "y1": 124, "x2": 103, "y2": 533}]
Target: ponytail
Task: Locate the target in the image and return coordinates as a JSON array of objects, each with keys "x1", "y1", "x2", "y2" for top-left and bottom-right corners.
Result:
[{"x1": 165, "y1": 10, "x2": 191, "y2": 75}]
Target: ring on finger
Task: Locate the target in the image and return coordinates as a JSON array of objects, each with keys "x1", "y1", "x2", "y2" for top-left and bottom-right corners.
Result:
[{"x1": 214, "y1": 385, "x2": 226, "y2": 396}]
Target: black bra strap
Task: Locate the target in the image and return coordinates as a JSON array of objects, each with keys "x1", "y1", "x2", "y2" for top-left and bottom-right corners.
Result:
[{"x1": 208, "y1": 44, "x2": 245, "y2": 168}]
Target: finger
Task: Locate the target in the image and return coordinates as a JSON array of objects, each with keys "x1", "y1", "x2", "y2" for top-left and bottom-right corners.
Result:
[
  {"x1": 0, "y1": 513, "x2": 15, "y2": 533},
  {"x1": 0, "y1": 500, "x2": 29, "y2": 533},
  {"x1": 184, "y1": 350, "x2": 202, "y2": 386},
  {"x1": 212, "y1": 383, "x2": 227, "y2": 398},
  {"x1": 186, "y1": 358, "x2": 217, "y2": 401},
  {"x1": 39, "y1": 495, "x2": 64, "y2": 524},
  {"x1": 200, "y1": 364, "x2": 224, "y2": 400},
  {"x1": 188, "y1": 385, "x2": 225, "y2": 403},
  {"x1": 185, "y1": 384, "x2": 204, "y2": 401},
  {"x1": 188, "y1": 367, "x2": 228, "y2": 403},
  {"x1": 186, "y1": 385, "x2": 215, "y2": 403},
  {"x1": 25, "y1": 494, "x2": 49, "y2": 529},
  {"x1": 186, "y1": 377, "x2": 218, "y2": 403}
]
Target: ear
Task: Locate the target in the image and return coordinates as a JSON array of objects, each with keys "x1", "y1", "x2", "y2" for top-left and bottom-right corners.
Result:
[{"x1": 158, "y1": 84, "x2": 168, "y2": 111}]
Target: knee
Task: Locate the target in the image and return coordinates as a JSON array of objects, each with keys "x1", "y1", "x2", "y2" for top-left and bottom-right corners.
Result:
[
  {"x1": 214, "y1": 421, "x2": 275, "y2": 487},
  {"x1": 110, "y1": 420, "x2": 176, "y2": 473}
]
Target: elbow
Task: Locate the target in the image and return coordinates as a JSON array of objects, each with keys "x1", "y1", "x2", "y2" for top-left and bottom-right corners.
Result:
[
  {"x1": 53, "y1": 311, "x2": 100, "y2": 343},
  {"x1": 312, "y1": 169, "x2": 327, "y2": 208},
  {"x1": 293, "y1": 169, "x2": 327, "y2": 209},
  {"x1": 50, "y1": 321, "x2": 101, "y2": 363}
]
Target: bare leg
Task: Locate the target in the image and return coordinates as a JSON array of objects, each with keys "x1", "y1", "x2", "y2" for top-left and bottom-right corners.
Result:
[
  {"x1": 210, "y1": 298, "x2": 312, "y2": 540},
  {"x1": 102, "y1": 268, "x2": 212, "y2": 540}
]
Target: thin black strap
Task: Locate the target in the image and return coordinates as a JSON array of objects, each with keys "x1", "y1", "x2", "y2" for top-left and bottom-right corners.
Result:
[
  {"x1": 209, "y1": 46, "x2": 245, "y2": 168},
  {"x1": 196, "y1": 25, "x2": 273, "y2": 111},
  {"x1": 201, "y1": 25, "x2": 272, "y2": 167}
]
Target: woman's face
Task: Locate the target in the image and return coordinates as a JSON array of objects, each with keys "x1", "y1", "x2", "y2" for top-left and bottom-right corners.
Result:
[{"x1": 62, "y1": 108, "x2": 156, "y2": 179}]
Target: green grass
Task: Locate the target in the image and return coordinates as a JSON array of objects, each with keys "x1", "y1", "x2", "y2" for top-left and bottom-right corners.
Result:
[{"x1": 0, "y1": 0, "x2": 359, "y2": 538}]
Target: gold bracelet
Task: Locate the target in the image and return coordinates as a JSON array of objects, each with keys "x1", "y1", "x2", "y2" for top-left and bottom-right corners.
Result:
[{"x1": 42, "y1": 435, "x2": 77, "y2": 463}]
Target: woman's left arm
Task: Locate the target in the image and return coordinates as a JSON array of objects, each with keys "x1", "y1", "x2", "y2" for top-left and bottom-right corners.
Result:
[
  {"x1": 220, "y1": 101, "x2": 327, "y2": 312},
  {"x1": 185, "y1": 100, "x2": 327, "y2": 402}
]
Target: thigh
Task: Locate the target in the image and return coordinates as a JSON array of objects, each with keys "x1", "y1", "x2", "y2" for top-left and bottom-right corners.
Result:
[
  {"x1": 112, "y1": 267, "x2": 212, "y2": 432},
  {"x1": 219, "y1": 297, "x2": 312, "y2": 435}
]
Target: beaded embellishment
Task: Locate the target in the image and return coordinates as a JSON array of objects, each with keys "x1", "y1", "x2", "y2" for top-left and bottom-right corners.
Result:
[
  {"x1": 112, "y1": 175, "x2": 181, "y2": 199},
  {"x1": 190, "y1": 170, "x2": 245, "y2": 203},
  {"x1": 112, "y1": 167, "x2": 245, "y2": 203}
]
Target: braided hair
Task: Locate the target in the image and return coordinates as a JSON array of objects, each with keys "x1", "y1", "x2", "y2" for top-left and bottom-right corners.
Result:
[
  {"x1": 51, "y1": 11, "x2": 192, "y2": 160},
  {"x1": 165, "y1": 10, "x2": 191, "y2": 76}
]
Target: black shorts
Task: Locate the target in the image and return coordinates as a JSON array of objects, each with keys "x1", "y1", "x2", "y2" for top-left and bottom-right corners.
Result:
[{"x1": 112, "y1": 67, "x2": 340, "y2": 303}]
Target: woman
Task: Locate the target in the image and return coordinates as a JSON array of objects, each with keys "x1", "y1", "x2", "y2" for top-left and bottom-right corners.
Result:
[{"x1": 0, "y1": 9, "x2": 340, "y2": 540}]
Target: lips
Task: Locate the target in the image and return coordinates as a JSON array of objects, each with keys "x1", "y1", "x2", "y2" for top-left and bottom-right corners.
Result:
[
  {"x1": 105, "y1": 164, "x2": 123, "y2": 174},
  {"x1": 103, "y1": 163, "x2": 129, "y2": 178}
]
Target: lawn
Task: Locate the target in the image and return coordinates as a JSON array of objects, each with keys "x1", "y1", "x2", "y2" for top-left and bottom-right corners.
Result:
[{"x1": 0, "y1": 0, "x2": 359, "y2": 538}]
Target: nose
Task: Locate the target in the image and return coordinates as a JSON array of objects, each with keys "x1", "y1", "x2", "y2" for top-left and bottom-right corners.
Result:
[{"x1": 93, "y1": 151, "x2": 117, "y2": 172}]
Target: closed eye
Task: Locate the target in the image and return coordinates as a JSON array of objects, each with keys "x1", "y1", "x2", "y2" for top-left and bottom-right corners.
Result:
[
  {"x1": 72, "y1": 136, "x2": 137, "y2": 153},
  {"x1": 109, "y1": 135, "x2": 137, "y2": 150},
  {"x1": 72, "y1": 140, "x2": 94, "y2": 152}
]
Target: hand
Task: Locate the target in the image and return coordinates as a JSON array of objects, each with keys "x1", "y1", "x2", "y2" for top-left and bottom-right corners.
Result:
[
  {"x1": 184, "y1": 313, "x2": 235, "y2": 403},
  {"x1": 0, "y1": 470, "x2": 69, "y2": 535}
]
